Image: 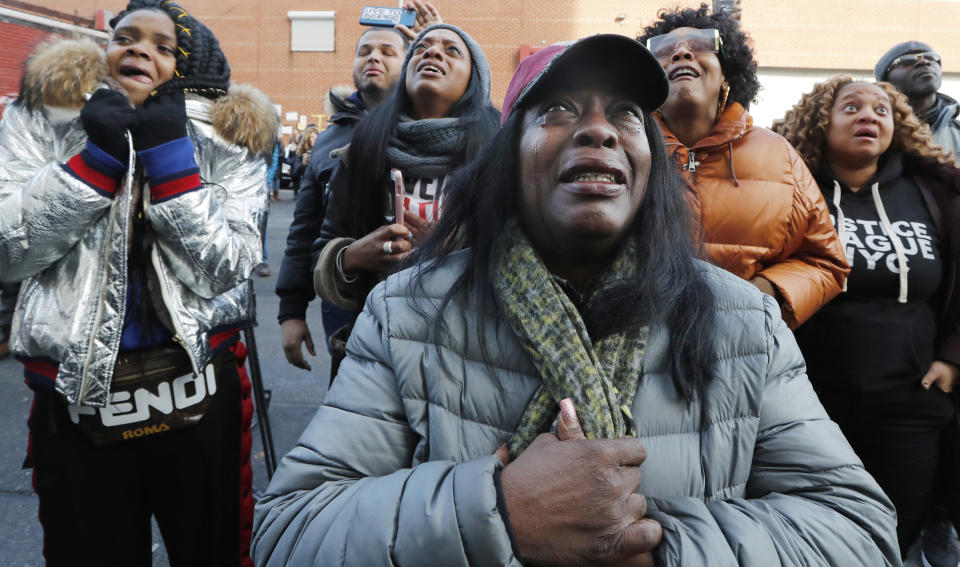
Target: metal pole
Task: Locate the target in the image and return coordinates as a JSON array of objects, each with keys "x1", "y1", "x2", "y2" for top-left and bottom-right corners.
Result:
[{"x1": 243, "y1": 323, "x2": 278, "y2": 479}]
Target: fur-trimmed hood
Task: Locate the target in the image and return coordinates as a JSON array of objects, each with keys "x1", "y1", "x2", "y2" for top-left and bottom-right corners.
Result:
[
  {"x1": 323, "y1": 84, "x2": 360, "y2": 120},
  {"x1": 208, "y1": 84, "x2": 279, "y2": 155},
  {"x1": 17, "y1": 38, "x2": 278, "y2": 155}
]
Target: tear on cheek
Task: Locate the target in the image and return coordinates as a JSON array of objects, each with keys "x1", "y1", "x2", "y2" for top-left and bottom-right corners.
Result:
[
  {"x1": 532, "y1": 127, "x2": 547, "y2": 189},
  {"x1": 616, "y1": 120, "x2": 645, "y2": 135}
]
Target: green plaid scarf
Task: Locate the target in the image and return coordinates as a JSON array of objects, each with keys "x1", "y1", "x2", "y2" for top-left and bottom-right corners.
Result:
[{"x1": 493, "y1": 221, "x2": 649, "y2": 458}]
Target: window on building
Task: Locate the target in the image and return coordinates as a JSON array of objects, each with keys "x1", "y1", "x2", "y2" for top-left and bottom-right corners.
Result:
[{"x1": 288, "y1": 11, "x2": 335, "y2": 52}]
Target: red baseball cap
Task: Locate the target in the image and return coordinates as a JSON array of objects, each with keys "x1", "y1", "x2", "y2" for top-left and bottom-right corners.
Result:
[{"x1": 501, "y1": 34, "x2": 668, "y2": 125}]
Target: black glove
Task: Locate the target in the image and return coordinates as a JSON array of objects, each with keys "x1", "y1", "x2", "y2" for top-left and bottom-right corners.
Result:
[
  {"x1": 80, "y1": 89, "x2": 136, "y2": 163},
  {"x1": 133, "y1": 90, "x2": 188, "y2": 151}
]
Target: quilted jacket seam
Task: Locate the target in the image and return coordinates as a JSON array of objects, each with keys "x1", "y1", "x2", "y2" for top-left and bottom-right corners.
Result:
[
  {"x1": 703, "y1": 413, "x2": 757, "y2": 429},
  {"x1": 389, "y1": 336, "x2": 535, "y2": 378},
  {"x1": 795, "y1": 463, "x2": 866, "y2": 477},
  {"x1": 706, "y1": 479, "x2": 748, "y2": 499},
  {"x1": 641, "y1": 414, "x2": 756, "y2": 440},
  {"x1": 398, "y1": 397, "x2": 518, "y2": 436},
  {"x1": 714, "y1": 349, "x2": 767, "y2": 363}
]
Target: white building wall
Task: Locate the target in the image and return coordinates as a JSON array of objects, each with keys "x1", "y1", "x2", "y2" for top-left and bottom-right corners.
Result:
[{"x1": 751, "y1": 69, "x2": 960, "y2": 129}]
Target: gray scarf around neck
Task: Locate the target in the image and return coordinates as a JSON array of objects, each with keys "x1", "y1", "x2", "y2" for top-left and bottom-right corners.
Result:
[
  {"x1": 385, "y1": 24, "x2": 490, "y2": 180},
  {"x1": 386, "y1": 115, "x2": 465, "y2": 179}
]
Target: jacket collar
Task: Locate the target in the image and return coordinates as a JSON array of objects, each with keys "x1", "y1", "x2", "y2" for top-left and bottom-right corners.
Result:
[
  {"x1": 656, "y1": 102, "x2": 752, "y2": 150},
  {"x1": 324, "y1": 85, "x2": 366, "y2": 125},
  {"x1": 925, "y1": 92, "x2": 960, "y2": 127}
]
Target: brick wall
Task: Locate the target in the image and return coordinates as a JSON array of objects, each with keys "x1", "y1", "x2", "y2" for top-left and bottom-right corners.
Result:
[
  {"x1": 18, "y1": 0, "x2": 701, "y2": 127},
  {"x1": 23, "y1": 0, "x2": 960, "y2": 130},
  {"x1": 0, "y1": 22, "x2": 68, "y2": 108}
]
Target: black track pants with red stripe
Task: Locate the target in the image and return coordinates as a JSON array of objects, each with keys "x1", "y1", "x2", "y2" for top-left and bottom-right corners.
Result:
[{"x1": 26, "y1": 343, "x2": 254, "y2": 567}]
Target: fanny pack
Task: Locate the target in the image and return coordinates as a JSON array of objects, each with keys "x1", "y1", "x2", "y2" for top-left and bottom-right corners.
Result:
[{"x1": 67, "y1": 346, "x2": 221, "y2": 445}]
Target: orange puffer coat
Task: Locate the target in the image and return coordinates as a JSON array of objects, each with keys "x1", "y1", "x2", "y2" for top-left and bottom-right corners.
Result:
[{"x1": 657, "y1": 103, "x2": 849, "y2": 328}]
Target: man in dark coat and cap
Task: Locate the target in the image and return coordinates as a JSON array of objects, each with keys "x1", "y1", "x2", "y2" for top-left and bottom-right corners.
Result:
[
  {"x1": 877, "y1": 37, "x2": 960, "y2": 567},
  {"x1": 876, "y1": 41, "x2": 960, "y2": 160}
]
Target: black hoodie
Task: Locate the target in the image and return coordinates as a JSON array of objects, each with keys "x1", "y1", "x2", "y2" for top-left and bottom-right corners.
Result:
[{"x1": 796, "y1": 152, "x2": 943, "y2": 393}]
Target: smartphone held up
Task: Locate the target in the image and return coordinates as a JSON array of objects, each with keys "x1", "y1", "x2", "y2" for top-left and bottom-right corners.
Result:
[
  {"x1": 359, "y1": 6, "x2": 417, "y2": 28},
  {"x1": 390, "y1": 169, "x2": 405, "y2": 229}
]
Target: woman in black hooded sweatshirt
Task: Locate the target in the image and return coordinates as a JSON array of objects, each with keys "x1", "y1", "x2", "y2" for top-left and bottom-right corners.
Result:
[{"x1": 775, "y1": 76, "x2": 960, "y2": 559}]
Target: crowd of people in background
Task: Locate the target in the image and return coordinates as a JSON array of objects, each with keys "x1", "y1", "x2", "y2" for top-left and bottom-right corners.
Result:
[{"x1": 0, "y1": 0, "x2": 959, "y2": 565}]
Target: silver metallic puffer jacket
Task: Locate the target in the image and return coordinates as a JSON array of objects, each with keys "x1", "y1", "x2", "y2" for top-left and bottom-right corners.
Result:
[
  {"x1": 253, "y1": 251, "x2": 901, "y2": 567},
  {"x1": 0, "y1": 51, "x2": 272, "y2": 407}
]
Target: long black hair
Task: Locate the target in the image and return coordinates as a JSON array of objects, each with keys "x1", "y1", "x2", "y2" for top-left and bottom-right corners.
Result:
[
  {"x1": 637, "y1": 3, "x2": 761, "y2": 108},
  {"x1": 410, "y1": 108, "x2": 718, "y2": 402},
  {"x1": 344, "y1": 25, "x2": 500, "y2": 238}
]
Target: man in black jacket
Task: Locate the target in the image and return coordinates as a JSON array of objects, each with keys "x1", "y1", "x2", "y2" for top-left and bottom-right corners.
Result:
[
  {"x1": 876, "y1": 41, "x2": 960, "y2": 160},
  {"x1": 276, "y1": 27, "x2": 408, "y2": 370},
  {"x1": 877, "y1": 42, "x2": 960, "y2": 567}
]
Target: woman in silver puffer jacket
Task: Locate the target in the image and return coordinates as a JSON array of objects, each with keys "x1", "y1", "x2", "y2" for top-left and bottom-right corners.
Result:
[{"x1": 0, "y1": 1, "x2": 276, "y2": 563}]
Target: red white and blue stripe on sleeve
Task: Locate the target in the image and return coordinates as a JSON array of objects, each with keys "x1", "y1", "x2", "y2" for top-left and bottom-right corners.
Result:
[
  {"x1": 137, "y1": 137, "x2": 201, "y2": 203},
  {"x1": 61, "y1": 141, "x2": 127, "y2": 198}
]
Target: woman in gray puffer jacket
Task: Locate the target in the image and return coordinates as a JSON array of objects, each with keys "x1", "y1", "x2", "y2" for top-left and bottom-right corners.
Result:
[{"x1": 253, "y1": 35, "x2": 900, "y2": 567}]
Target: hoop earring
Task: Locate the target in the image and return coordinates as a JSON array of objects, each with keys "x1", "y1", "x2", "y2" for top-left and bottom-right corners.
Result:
[{"x1": 717, "y1": 85, "x2": 730, "y2": 118}]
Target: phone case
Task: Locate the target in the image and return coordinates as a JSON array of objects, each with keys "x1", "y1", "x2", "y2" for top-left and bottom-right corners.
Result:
[{"x1": 359, "y1": 6, "x2": 417, "y2": 28}]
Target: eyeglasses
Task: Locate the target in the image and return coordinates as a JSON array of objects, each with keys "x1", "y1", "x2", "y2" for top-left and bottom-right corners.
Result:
[
  {"x1": 646, "y1": 28, "x2": 722, "y2": 62},
  {"x1": 887, "y1": 51, "x2": 941, "y2": 74}
]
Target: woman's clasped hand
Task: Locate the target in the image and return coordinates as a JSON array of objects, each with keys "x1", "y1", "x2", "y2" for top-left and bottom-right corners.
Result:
[{"x1": 498, "y1": 401, "x2": 661, "y2": 567}]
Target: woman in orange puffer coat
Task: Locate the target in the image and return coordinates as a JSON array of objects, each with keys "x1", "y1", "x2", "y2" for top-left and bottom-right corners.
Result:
[{"x1": 638, "y1": 5, "x2": 848, "y2": 328}]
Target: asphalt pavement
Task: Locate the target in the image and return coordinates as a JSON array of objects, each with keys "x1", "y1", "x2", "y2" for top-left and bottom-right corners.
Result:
[{"x1": 0, "y1": 192, "x2": 331, "y2": 565}]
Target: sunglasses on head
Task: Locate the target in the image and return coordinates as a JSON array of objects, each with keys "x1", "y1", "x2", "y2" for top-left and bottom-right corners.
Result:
[
  {"x1": 887, "y1": 51, "x2": 941, "y2": 74},
  {"x1": 646, "y1": 28, "x2": 722, "y2": 62}
]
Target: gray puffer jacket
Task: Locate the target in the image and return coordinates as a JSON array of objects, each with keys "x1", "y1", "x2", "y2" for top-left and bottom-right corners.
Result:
[
  {"x1": 252, "y1": 251, "x2": 901, "y2": 566},
  {"x1": 0, "y1": 39, "x2": 277, "y2": 406}
]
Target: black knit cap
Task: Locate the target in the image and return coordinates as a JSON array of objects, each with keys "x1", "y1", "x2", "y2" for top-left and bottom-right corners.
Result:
[
  {"x1": 874, "y1": 40, "x2": 934, "y2": 81},
  {"x1": 110, "y1": 0, "x2": 231, "y2": 99}
]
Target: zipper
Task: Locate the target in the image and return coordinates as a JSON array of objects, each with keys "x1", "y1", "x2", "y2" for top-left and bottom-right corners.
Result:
[
  {"x1": 171, "y1": 331, "x2": 200, "y2": 375},
  {"x1": 79, "y1": 206, "x2": 119, "y2": 402},
  {"x1": 148, "y1": 214, "x2": 201, "y2": 377},
  {"x1": 681, "y1": 150, "x2": 700, "y2": 175},
  {"x1": 942, "y1": 257, "x2": 956, "y2": 328},
  {"x1": 676, "y1": 126, "x2": 746, "y2": 178},
  {"x1": 145, "y1": 123, "x2": 201, "y2": 377},
  {"x1": 79, "y1": 133, "x2": 134, "y2": 402}
]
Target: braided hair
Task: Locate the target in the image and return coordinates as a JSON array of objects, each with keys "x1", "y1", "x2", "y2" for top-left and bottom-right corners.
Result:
[{"x1": 110, "y1": 0, "x2": 230, "y2": 99}]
